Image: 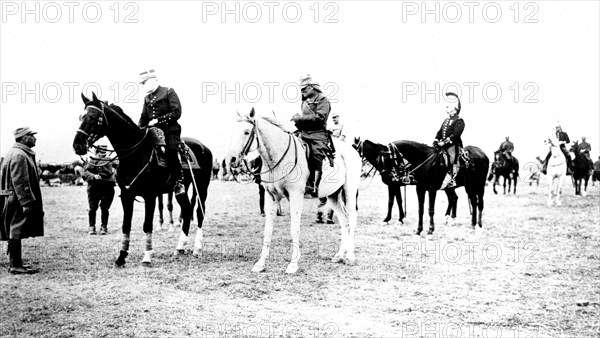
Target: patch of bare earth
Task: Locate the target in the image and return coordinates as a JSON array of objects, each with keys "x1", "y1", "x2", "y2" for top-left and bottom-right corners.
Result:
[{"x1": 1, "y1": 178, "x2": 598, "y2": 336}]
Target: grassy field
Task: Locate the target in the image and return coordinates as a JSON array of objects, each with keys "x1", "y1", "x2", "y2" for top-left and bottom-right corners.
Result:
[{"x1": 1, "y1": 177, "x2": 598, "y2": 337}]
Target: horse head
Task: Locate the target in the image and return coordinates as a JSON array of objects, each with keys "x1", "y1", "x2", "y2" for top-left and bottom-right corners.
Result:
[
  {"x1": 228, "y1": 107, "x2": 258, "y2": 171},
  {"x1": 73, "y1": 92, "x2": 109, "y2": 155},
  {"x1": 360, "y1": 139, "x2": 387, "y2": 171}
]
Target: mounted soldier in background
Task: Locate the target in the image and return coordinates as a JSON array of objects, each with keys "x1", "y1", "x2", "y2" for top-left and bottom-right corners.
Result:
[{"x1": 541, "y1": 122, "x2": 573, "y2": 175}]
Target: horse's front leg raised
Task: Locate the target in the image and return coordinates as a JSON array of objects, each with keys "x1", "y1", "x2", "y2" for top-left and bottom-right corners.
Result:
[
  {"x1": 115, "y1": 192, "x2": 134, "y2": 267},
  {"x1": 141, "y1": 195, "x2": 156, "y2": 266},
  {"x1": 427, "y1": 189, "x2": 437, "y2": 235},
  {"x1": 252, "y1": 190, "x2": 279, "y2": 273}
]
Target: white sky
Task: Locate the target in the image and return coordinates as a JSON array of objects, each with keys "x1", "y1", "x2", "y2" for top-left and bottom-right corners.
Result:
[{"x1": 1, "y1": 1, "x2": 599, "y2": 165}]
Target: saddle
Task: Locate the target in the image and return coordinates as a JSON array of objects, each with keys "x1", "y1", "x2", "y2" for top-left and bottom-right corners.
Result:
[
  {"x1": 152, "y1": 140, "x2": 200, "y2": 170},
  {"x1": 295, "y1": 131, "x2": 335, "y2": 168}
]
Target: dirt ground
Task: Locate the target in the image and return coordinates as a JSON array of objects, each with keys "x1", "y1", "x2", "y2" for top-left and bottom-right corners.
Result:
[{"x1": 1, "y1": 176, "x2": 598, "y2": 337}]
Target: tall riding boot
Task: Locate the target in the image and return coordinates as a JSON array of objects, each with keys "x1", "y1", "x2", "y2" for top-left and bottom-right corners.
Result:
[
  {"x1": 326, "y1": 210, "x2": 335, "y2": 224},
  {"x1": 305, "y1": 170, "x2": 315, "y2": 195},
  {"x1": 100, "y1": 208, "x2": 109, "y2": 235},
  {"x1": 450, "y1": 164, "x2": 459, "y2": 187},
  {"x1": 541, "y1": 151, "x2": 551, "y2": 174},
  {"x1": 88, "y1": 209, "x2": 97, "y2": 235},
  {"x1": 311, "y1": 170, "x2": 322, "y2": 198},
  {"x1": 174, "y1": 169, "x2": 185, "y2": 195},
  {"x1": 8, "y1": 239, "x2": 34, "y2": 274}
]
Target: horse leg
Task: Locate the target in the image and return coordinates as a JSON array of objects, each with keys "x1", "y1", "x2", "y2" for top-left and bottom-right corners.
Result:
[
  {"x1": 547, "y1": 176, "x2": 554, "y2": 206},
  {"x1": 493, "y1": 177, "x2": 498, "y2": 194},
  {"x1": 167, "y1": 192, "x2": 174, "y2": 230},
  {"x1": 382, "y1": 185, "x2": 393, "y2": 224},
  {"x1": 416, "y1": 185, "x2": 426, "y2": 235},
  {"x1": 476, "y1": 186, "x2": 484, "y2": 228},
  {"x1": 286, "y1": 192, "x2": 303, "y2": 274},
  {"x1": 252, "y1": 191, "x2": 278, "y2": 272},
  {"x1": 157, "y1": 194, "x2": 164, "y2": 230},
  {"x1": 115, "y1": 193, "x2": 134, "y2": 267},
  {"x1": 141, "y1": 196, "x2": 156, "y2": 266},
  {"x1": 469, "y1": 192, "x2": 478, "y2": 228},
  {"x1": 395, "y1": 186, "x2": 404, "y2": 224},
  {"x1": 503, "y1": 176, "x2": 507, "y2": 195},
  {"x1": 259, "y1": 184, "x2": 266, "y2": 216},
  {"x1": 557, "y1": 175, "x2": 566, "y2": 205},
  {"x1": 343, "y1": 185, "x2": 359, "y2": 265},
  {"x1": 193, "y1": 184, "x2": 208, "y2": 256},
  {"x1": 330, "y1": 193, "x2": 347, "y2": 263},
  {"x1": 174, "y1": 193, "x2": 192, "y2": 256},
  {"x1": 427, "y1": 189, "x2": 437, "y2": 235}
]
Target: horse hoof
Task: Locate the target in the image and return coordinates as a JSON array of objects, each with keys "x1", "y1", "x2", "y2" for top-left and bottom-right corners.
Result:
[
  {"x1": 285, "y1": 263, "x2": 299, "y2": 274},
  {"x1": 114, "y1": 261, "x2": 125, "y2": 268},
  {"x1": 380, "y1": 221, "x2": 389, "y2": 226},
  {"x1": 331, "y1": 256, "x2": 343, "y2": 263},
  {"x1": 251, "y1": 263, "x2": 265, "y2": 273},
  {"x1": 173, "y1": 249, "x2": 185, "y2": 257},
  {"x1": 343, "y1": 257, "x2": 356, "y2": 266},
  {"x1": 192, "y1": 249, "x2": 202, "y2": 257},
  {"x1": 427, "y1": 230, "x2": 434, "y2": 235},
  {"x1": 141, "y1": 261, "x2": 152, "y2": 267}
]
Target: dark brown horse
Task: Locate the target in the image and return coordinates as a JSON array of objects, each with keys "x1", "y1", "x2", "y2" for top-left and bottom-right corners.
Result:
[
  {"x1": 73, "y1": 93, "x2": 212, "y2": 267},
  {"x1": 359, "y1": 139, "x2": 488, "y2": 235},
  {"x1": 570, "y1": 141, "x2": 593, "y2": 196},
  {"x1": 488, "y1": 151, "x2": 519, "y2": 194}
]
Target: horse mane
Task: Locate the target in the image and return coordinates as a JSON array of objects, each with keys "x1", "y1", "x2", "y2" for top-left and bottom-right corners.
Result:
[
  {"x1": 259, "y1": 115, "x2": 287, "y2": 132},
  {"x1": 394, "y1": 140, "x2": 435, "y2": 156},
  {"x1": 103, "y1": 101, "x2": 139, "y2": 130}
]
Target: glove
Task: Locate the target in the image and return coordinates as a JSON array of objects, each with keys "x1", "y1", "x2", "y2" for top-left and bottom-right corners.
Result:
[
  {"x1": 290, "y1": 114, "x2": 301, "y2": 122},
  {"x1": 22, "y1": 205, "x2": 34, "y2": 215},
  {"x1": 432, "y1": 140, "x2": 439, "y2": 147},
  {"x1": 94, "y1": 174, "x2": 101, "y2": 180},
  {"x1": 148, "y1": 119, "x2": 158, "y2": 126}
]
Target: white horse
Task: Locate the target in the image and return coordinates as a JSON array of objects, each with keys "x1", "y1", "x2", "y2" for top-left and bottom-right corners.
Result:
[
  {"x1": 545, "y1": 141, "x2": 568, "y2": 206},
  {"x1": 228, "y1": 108, "x2": 362, "y2": 274}
]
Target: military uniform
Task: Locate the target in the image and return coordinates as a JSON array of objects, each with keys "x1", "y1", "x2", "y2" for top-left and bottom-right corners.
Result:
[
  {"x1": 434, "y1": 115, "x2": 465, "y2": 165},
  {"x1": 83, "y1": 152, "x2": 116, "y2": 235},
  {"x1": 139, "y1": 85, "x2": 182, "y2": 153},
  {"x1": 542, "y1": 129, "x2": 572, "y2": 174},
  {"x1": 294, "y1": 91, "x2": 331, "y2": 171}
]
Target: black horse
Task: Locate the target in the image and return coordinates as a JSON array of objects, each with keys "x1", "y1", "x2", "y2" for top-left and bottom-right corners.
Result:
[
  {"x1": 73, "y1": 93, "x2": 212, "y2": 267},
  {"x1": 360, "y1": 139, "x2": 488, "y2": 235},
  {"x1": 488, "y1": 151, "x2": 519, "y2": 195},
  {"x1": 353, "y1": 137, "x2": 405, "y2": 224},
  {"x1": 570, "y1": 141, "x2": 593, "y2": 196}
]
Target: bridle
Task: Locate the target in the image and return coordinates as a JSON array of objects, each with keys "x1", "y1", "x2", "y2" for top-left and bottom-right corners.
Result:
[
  {"x1": 234, "y1": 117, "x2": 299, "y2": 184},
  {"x1": 77, "y1": 102, "x2": 148, "y2": 166}
]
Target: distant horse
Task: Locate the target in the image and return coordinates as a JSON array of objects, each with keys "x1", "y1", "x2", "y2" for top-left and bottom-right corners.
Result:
[
  {"x1": 228, "y1": 108, "x2": 362, "y2": 273},
  {"x1": 570, "y1": 141, "x2": 592, "y2": 197},
  {"x1": 157, "y1": 192, "x2": 175, "y2": 230},
  {"x1": 545, "y1": 141, "x2": 568, "y2": 206},
  {"x1": 359, "y1": 139, "x2": 489, "y2": 234},
  {"x1": 73, "y1": 92, "x2": 212, "y2": 267},
  {"x1": 353, "y1": 137, "x2": 404, "y2": 225},
  {"x1": 489, "y1": 151, "x2": 519, "y2": 194}
]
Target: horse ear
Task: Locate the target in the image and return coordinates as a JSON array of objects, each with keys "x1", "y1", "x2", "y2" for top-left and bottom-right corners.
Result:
[
  {"x1": 249, "y1": 107, "x2": 255, "y2": 118},
  {"x1": 81, "y1": 93, "x2": 90, "y2": 104},
  {"x1": 92, "y1": 92, "x2": 99, "y2": 102}
]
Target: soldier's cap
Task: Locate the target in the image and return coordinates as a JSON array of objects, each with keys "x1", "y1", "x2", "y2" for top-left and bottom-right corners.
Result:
[
  {"x1": 13, "y1": 127, "x2": 37, "y2": 139},
  {"x1": 139, "y1": 69, "x2": 157, "y2": 84},
  {"x1": 299, "y1": 74, "x2": 319, "y2": 89}
]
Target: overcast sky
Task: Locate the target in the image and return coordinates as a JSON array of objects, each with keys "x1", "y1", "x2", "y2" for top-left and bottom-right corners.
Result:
[{"x1": 1, "y1": 1, "x2": 598, "y2": 165}]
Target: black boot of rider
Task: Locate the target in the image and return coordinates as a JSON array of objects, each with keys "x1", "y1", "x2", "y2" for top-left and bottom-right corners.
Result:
[{"x1": 311, "y1": 170, "x2": 322, "y2": 198}]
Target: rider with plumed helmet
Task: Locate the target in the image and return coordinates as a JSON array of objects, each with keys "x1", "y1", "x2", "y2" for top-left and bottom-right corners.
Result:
[{"x1": 433, "y1": 92, "x2": 465, "y2": 189}]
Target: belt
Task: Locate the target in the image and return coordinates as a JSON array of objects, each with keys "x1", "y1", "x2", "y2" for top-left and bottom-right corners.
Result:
[{"x1": 0, "y1": 189, "x2": 14, "y2": 196}]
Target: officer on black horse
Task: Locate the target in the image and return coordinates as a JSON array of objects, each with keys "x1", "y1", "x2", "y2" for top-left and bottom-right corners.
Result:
[{"x1": 137, "y1": 69, "x2": 185, "y2": 195}]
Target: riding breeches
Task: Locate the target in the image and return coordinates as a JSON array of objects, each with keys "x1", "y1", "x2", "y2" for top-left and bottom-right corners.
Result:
[
  {"x1": 445, "y1": 145, "x2": 458, "y2": 165},
  {"x1": 87, "y1": 182, "x2": 115, "y2": 226},
  {"x1": 302, "y1": 135, "x2": 330, "y2": 172}
]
